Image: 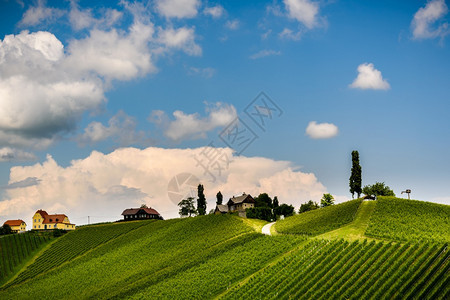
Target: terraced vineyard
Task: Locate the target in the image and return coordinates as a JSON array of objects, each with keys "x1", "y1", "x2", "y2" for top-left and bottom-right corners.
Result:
[
  {"x1": 0, "y1": 232, "x2": 52, "y2": 284},
  {"x1": 366, "y1": 196, "x2": 450, "y2": 242},
  {"x1": 275, "y1": 199, "x2": 362, "y2": 235},
  {"x1": 1, "y1": 198, "x2": 449, "y2": 299},
  {"x1": 6, "y1": 220, "x2": 150, "y2": 287},
  {"x1": 220, "y1": 239, "x2": 449, "y2": 300}
]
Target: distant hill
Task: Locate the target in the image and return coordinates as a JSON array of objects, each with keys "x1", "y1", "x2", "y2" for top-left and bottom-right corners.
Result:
[{"x1": 0, "y1": 198, "x2": 448, "y2": 299}]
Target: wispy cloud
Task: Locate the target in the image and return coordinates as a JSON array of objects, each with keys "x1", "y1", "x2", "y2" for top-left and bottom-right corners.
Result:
[
  {"x1": 0, "y1": 147, "x2": 37, "y2": 162},
  {"x1": 150, "y1": 102, "x2": 237, "y2": 142},
  {"x1": 411, "y1": 0, "x2": 449, "y2": 40},
  {"x1": 250, "y1": 49, "x2": 281, "y2": 59},
  {"x1": 225, "y1": 19, "x2": 240, "y2": 30}
]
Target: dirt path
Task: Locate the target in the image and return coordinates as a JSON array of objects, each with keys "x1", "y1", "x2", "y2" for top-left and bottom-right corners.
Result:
[{"x1": 261, "y1": 222, "x2": 275, "y2": 235}]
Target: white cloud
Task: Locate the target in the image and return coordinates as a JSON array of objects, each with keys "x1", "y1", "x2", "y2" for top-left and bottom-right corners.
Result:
[
  {"x1": 0, "y1": 4, "x2": 202, "y2": 150},
  {"x1": 155, "y1": 0, "x2": 200, "y2": 19},
  {"x1": 250, "y1": 49, "x2": 281, "y2": 59},
  {"x1": 0, "y1": 147, "x2": 37, "y2": 162},
  {"x1": 69, "y1": 1, "x2": 96, "y2": 30},
  {"x1": 157, "y1": 27, "x2": 202, "y2": 56},
  {"x1": 78, "y1": 111, "x2": 147, "y2": 146},
  {"x1": 65, "y1": 24, "x2": 156, "y2": 81},
  {"x1": 279, "y1": 28, "x2": 301, "y2": 40},
  {"x1": 19, "y1": 0, "x2": 64, "y2": 26},
  {"x1": 283, "y1": 0, "x2": 320, "y2": 29},
  {"x1": 411, "y1": 0, "x2": 449, "y2": 40},
  {"x1": 349, "y1": 63, "x2": 390, "y2": 90},
  {"x1": 225, "y1": 19, "x2": 240, "y2": 30},
  {"x1": 305, "y1": 121, "x2": 339, "y2": 139},
  {"x1": 151, "y1": 102, "x2": 237, "y2": 141},
  {"x1": 0, "y1": 31, "x2": 105, "y2": 147},
  {"x1": 0, "y1": 147, "x2": 327, "y2": 222},
  {"x1": 204, "y1": 5, "x2": 225, "y2": 18}
]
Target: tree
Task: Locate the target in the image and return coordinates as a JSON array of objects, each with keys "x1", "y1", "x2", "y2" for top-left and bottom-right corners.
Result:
[
  {"x1": 362, "y1": 182, "x2": 395, "y2": 197},
  {"x1": 349, "y1": 150, "x2": 362, "y2": 199},
  {"x1": 0, "y1": 224, "x2": 12, "y2": 235},
  {"x1": 273, "y1": 196, "x2": 279, "y2": 209},
  {"x1": 246, "y1": 207, "x2": 273, "y2": 221},
  {"x1": 299, "y1": 200, "x2": 320, "y2": 213},
  {"x1": 254, "y1": 193, "x2": 272, "y2": 208},
  {"x1": 197, "y1": 184, "x2": 207, "y2": 215},
  {"x1": 216, "y1": 191, "x2": 223, "y2": 205},
  {"x1": 274, "y1": 204, "x2": 295, "y2": 217},
  {"x1": 321, "y1": 193, "x2": 335, "y2": 207},
  {"x1": 178, "y1": 197, "x2": 197, "y2": 217}
]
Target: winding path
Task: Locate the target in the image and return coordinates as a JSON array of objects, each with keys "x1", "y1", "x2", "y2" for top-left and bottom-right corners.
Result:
[{"x1": 261, "y1": 222, "x2": 275, "y2": 235}]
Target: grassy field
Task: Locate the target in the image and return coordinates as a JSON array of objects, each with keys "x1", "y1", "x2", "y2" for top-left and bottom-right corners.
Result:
[
  {"x1": 1, "y1": 197, "x2": 448, "y2": 299},
  {"x1": 274, "y1": 199, "x2": 362, "y2": 235}
]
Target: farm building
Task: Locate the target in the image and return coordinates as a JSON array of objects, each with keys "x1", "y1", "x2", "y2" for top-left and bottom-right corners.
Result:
[
  {"x1": 121, "y1": 205, "x2": 163, "y2": 221},
  {"x1": 3, "y1": 220, "x2": 26, "y2": 233},
  {"x1": 215, "y1": 193, "x2": 255, "y2": 217},
  {"x1": 32, "y1": 210, "x2": 76, "y2": 230}
]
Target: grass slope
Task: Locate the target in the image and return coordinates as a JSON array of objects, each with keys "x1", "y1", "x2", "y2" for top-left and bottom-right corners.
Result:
[
  {"x1": 274, "y1": 199, "x2": 362, "y2": 235},
  {"x1": 315, "y1": 200, "x2": 377, "y2": 241},
  {"x1": 366, "y1": 197, "x2": 450, "y2": 243}
]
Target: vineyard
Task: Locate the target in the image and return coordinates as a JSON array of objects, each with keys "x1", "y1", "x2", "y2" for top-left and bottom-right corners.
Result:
[
  {"x1": 0, "y1": 232, "x2": 52, "y2": 285},
  {"x1": 1, "y1": 198, "x2": 449, "y2": 299},
  {"x1": 274, "y1": 199, "x2": 362, "y2": 235},
  {"x1": 220, "y1": 239, "x2": 449, "y2": 300},
  {"x1": 5, "y1": 220, "x2": 151, "y2": 287},
  {"x1": 365, "y1": 197, "x2": 450, "y2": 242}
]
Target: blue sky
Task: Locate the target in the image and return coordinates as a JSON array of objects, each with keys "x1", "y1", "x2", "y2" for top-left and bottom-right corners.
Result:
[{"x1": 0, "y1": 0, "x2": 449, "y2": 223}]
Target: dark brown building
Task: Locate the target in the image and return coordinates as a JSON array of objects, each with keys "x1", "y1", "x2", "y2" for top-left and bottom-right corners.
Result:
[{"x1": 121, "y1": 206, "x2": 163, "y2": 221}]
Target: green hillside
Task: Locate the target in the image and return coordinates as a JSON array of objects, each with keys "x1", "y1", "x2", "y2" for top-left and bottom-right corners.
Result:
[
  {"x1": 1, "y1": 197, "x2": 449, "y2": 299},
  {"x1": 274, "y1": 199, "x2": 362, "y2": 235},
  {"x1": 366, "y1": 196, "x2": 450, "y2": 243},
  {"x1": 0, "y1": 232, "x2": 53, "y2": 286}
]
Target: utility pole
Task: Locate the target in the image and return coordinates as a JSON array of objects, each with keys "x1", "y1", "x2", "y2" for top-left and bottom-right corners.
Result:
[{"x1": 88, "y1": 216, "x2": 90, "y2": 225}]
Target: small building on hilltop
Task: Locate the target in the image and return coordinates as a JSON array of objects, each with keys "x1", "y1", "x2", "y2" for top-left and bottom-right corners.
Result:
[
  {"x1": 214, "y1": 204, "x2": 229, "y2": 214},
  {"x1": 227, "y1": 193, "x2": 255, "y2": 212},
  {"x1": 3, "y1": 220, "x2": 26, "y2": 233},
  {"x1": 32, "y1": 210, "x2": 76, "y2": 230},
  {"x1": 215, "y1": 193, "x2": 255, "y2": 217},
  {"x1": 121, "y1": 205, "x2": 163, "y2": 221}
]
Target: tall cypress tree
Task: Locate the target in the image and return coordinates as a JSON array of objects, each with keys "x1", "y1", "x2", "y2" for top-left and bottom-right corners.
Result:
[
  {"x1": 197, "y1": 184, "x2": 207, "y2": 215},
  {"x1": 349, "y1": 150, "x2": 362, "y2": 198},
  {"x1": 216, "y1": 191, "x2": 223, "y2": 205}
]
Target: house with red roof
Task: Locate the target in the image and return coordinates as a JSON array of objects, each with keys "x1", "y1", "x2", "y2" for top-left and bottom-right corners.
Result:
[
  {"x1": 121, "y1": 205, "x2": 163, "y2": 221},
  {"x1": 3, "y1": 220, "x2": 26, "y2": 233},
  {"x1": 32, "y1": 209, "x2": 76, "y2": 230}
]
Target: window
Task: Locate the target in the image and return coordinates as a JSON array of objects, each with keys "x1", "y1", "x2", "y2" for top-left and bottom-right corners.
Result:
[
  {"x1": 34, "y1": 225, "x2": 36, "y2": 229},
  {"x1": 38, "y1": 225, "x2": 40, "y2": 228},
  {"x1": 54, "y1": 224, "x2": 57, "y2": 228},
  {"x1": 34, "y1": 219, "x2": 36, "y2": 222}
]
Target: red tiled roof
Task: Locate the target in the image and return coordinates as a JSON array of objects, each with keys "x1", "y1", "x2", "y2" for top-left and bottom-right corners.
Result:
[
  {"x1": 4, "y1": 219, "x2": 25, "y2": 227},
  {"x1": 42, "y1": 214, "x2": 68, "y2": 224},
  {"x1": 36, "y1": 210, "x2": 48, "y2": 217},
  {"x1": 122, "y1": 207, "x2": 160, "y2": 216}
]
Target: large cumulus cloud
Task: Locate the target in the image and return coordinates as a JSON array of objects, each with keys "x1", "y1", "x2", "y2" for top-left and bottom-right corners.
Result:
[{"x1": 0, "y1": 147, "x2": 328, "y2": 224}]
